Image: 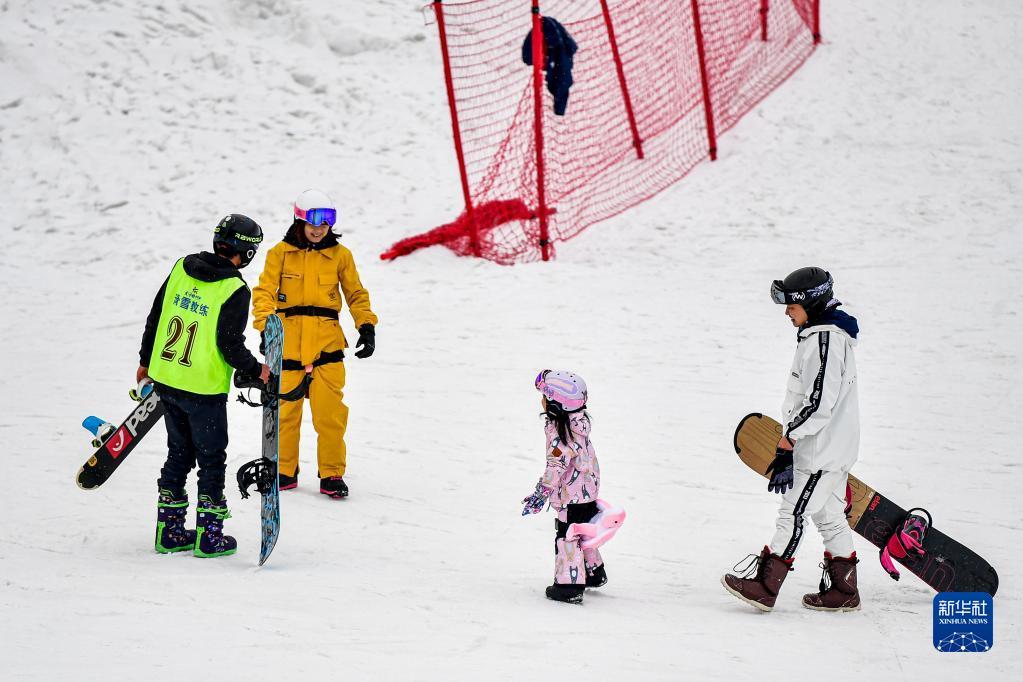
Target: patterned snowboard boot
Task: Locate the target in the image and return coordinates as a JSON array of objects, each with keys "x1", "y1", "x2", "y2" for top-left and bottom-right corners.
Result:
[
  {"x1": 721, "y1": 546, "x2": 793, "y2": 612},
  {"x1": 545, "y1": 583, "x2": 585, "y2": 604},
  {"x1": 155, "y1": 489, "x2": 196, "y2": 554},
  {"x1": 320, "y1": 476, "x2": 349, "y2": 499},
  {"x1": 802, "y1": 552, "x2": 861, "y2": 612},
  {"x1": 194, "y1": 495, "x2": 237, "y2": 558}
]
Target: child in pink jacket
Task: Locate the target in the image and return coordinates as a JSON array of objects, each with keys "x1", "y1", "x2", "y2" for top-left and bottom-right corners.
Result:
[{"x1": 522, "y1": 370, "x2": 607, "y2": 604}]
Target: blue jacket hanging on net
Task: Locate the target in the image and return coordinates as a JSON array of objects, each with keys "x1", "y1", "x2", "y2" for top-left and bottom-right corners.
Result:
[{"x1": 522, "y1": 16, "x2": 578, "y2": 116}]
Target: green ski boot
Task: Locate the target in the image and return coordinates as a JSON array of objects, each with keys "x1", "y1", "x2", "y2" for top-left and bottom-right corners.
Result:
[
  {"x1": 155, "y1": 489, "x2": 196, "y2": 554},
  {"x1": 194, "y1": 495, "x2": 237, "y2": 558}
]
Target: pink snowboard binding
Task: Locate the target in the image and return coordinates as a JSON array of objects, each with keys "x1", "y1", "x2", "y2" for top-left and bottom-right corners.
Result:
[
  {"x1": 878, "y1": 507, "x2": 931, "y2": 580},
  {"x1": 565, "y1": 499, "x2": 626, "y2": 550}
]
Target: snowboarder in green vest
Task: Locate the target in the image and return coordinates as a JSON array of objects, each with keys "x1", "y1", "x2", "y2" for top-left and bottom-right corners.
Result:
[{"x1": 138, "y1": 214, "x2": 270, "y2": 558}]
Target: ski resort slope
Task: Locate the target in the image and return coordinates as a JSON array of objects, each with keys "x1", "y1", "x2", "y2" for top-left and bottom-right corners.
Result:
[{"x1": 1, "y1": 1, "x2": 1020, "y2": 679}]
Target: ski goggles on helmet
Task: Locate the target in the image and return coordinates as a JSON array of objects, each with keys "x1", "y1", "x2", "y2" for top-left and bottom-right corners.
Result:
[
  {"x1": 294, "y1": 206, "x2": 337, "y2": 227},
  {"x1": 535, "y1": 369, "x2": 588, "y2": 412},
  {"x1": 770, "y1": 274, "x2": 833, "y2": 305},
  {"x1": 770, "y1": 280, "x2": 797, "y2": 305}
]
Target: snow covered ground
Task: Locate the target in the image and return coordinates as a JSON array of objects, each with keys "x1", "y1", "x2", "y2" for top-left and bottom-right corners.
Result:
[{"x1": 1, "y1": 0, "x2": 1020, "y2": 679}]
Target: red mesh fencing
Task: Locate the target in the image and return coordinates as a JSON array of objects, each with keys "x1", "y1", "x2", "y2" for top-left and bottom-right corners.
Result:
[{"x1": 381, "y1": 1, "x2": 819, "y2": 264}]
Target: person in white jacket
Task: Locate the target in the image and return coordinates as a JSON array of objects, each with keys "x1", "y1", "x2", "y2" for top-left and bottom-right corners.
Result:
[{"x1": 723, "y1": 267, "x2": 862, "y2": 613}]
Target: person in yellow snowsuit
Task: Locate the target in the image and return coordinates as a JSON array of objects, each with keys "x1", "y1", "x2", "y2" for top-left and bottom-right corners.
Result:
[{"x1": 252, "y1": 189, "x2": 378, "y2": 499}]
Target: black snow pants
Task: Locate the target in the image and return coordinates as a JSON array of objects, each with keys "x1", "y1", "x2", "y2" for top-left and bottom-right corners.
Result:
[{"x1": 156, "y1": 386, "x2": 229, "y2": 500}]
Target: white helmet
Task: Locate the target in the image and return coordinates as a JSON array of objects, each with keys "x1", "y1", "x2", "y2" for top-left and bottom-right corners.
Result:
[{"x1": 293, "y1": 189, "x2": 338, "y2": 227}]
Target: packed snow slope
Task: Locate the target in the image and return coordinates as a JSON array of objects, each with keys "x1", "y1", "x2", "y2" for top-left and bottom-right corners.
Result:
[{"x1": 1, "y1": 1, "x2": 1020, "y2": 679}]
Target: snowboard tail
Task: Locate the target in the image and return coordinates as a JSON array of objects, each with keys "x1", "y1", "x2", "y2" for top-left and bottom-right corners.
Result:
[
  {"x1": 76, "y1": 383, "x2": 164, "y2": 490},
  {"x1": 733, "y1": 413, "x2": 998, "y2": 596}
]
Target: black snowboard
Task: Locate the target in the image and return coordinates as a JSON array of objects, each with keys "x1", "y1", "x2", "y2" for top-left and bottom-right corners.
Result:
[
  {"x1": 77, "y1": 386, "x2": 164, "y2": 490},
  {"x1": 734, "y1": 413, "x2": 998, "y2": 595},
  {"x1": 851, "y1": 490, "x2": 998, "y2": 595}
]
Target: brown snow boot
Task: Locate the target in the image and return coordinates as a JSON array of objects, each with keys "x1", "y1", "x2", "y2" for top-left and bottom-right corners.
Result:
[
  {"x1": 721, "y1": 546, "x2": 793, "y2": 612},
  {"x1": 802, "y1": 552, "x2": 861, "y2": 612}
]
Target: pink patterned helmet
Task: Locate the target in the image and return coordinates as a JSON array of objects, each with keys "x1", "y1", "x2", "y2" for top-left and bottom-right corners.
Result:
[{"x1": 535, "y1": 370, "x2": 588, "y2": 412}]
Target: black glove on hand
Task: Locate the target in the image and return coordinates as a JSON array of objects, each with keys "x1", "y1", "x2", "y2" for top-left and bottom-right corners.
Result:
[
  {"x1": 766, "y1": 447, "x2": 794, "y2": 495},
  {"x1": 354, "y1": 324, "x2": 375, "y2": 359},
  {"x1": 258, "y1": 330, "x2": 266, "y2": 356}
]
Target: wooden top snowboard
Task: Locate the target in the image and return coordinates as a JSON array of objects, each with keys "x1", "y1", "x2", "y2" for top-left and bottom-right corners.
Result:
[
  {"x1": 732, "y1": 412, "x2": 999, "y2": 595},
  {"x1": 732, "y1": 412, "x2": 875, "y2": 528}
]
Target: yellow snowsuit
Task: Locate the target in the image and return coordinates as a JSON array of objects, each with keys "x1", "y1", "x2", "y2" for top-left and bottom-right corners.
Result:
[{"x1": 252, "y1": 238, "x2": 377, "y2": 479}]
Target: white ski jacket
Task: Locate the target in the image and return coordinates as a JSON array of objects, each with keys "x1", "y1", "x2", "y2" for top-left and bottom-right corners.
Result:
[{"x1": 781, "y1": 317, "x2": 860, "y2": 473}]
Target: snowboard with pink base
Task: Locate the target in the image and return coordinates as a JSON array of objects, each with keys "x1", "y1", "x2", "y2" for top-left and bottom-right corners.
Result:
[{"x1": 565, "y1": 499, "x2": 626, "y2": 550}]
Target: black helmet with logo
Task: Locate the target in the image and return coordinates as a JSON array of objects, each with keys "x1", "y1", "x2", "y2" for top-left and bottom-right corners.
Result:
[
  {"x1": 770, "y1": 267, "x2": 834, "y2": 313},
  {"x1": 213, "y1": 214, "x2": 263, "y2": 268}
]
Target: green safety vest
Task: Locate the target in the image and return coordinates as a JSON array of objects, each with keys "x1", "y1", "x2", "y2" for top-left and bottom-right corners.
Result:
[{"x1": 148, "y1": 258, "x2": 247, "y2": 395}]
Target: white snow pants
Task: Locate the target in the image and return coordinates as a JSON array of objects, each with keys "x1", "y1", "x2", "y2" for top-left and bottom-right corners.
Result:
[{"x1": 769, "y1": 468, "x2": 855, "y2": 561}]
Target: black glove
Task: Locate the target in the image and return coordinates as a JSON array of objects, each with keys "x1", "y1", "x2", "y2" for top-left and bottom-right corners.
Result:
[
  {"x1": 354, "y1": 323, "x2": 375, "y2": 359},
  {"x1": 766, "y1": 447, "x2": 794, "y2": 495},
  {"x1": 258, "y1": 330, "x2": 266, "y2": 356}
]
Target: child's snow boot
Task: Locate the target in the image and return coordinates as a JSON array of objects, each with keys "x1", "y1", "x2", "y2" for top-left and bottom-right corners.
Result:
[
  {"x1": 721, "y1": 546, "x2": 793, "y2": 612},
  {"x1": 320, "y1": 476, "x2": 349, "y2": 499},
  {"x1": 545, "y1": 583, "x2": 585, "y2": 604},
  {"x1": 802, "y1": 552, "x2": 861, "y2": 612},
  {"x1": 194, "y1": 495, "x2": 237, "y2": 558},
  {"x1": 586, "y1": 564, "x2": 608, "y2": 588},
  {"x1": 155, "y1": 489, "x2": 196, "y2": 554}
]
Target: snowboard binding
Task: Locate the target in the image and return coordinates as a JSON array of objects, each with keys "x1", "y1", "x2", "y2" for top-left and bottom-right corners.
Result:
[
  {"x1": 82, "y1": 417, "x2": 117, "y2": 448},
  {"x1": 234, "y1": 369, "x2": 310, "y2": 407},
  {"x1": 128, "y1": 378, "x2": 155, "y2": 402},
  {"x1": 237, "y1": 457, "x2": 278, "y2": 499},
  {"x1": 234, "y1": 370, "x2": 273, "y2": 407},
  {"x1": 564, "y1": 499, "x2": 626, "y2": 551},
  {"x1": 81, "y1": 379, "x2": 155, "y2": 447},
  {"x1": 878, "y1": 507, "x2": 931, "y2": 580}
]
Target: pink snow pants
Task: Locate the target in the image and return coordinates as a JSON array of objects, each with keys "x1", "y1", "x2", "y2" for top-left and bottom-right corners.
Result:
[{"x1": 554, "y1": 504, "x2": 604, "y2": 585}]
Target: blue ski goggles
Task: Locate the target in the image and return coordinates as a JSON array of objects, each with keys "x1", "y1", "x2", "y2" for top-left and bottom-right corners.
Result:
[{"x1": 294, "y1": 206, "x2": 337, "y2": 227}]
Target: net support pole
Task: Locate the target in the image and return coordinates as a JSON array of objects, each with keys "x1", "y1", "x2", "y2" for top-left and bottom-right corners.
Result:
[
  {"x1": 813, "y1": 0, "x2": 821, "y2": 43},
  {"x1": 433, "y1": 1, "x2": 479, "y2": 257},
  {"x1": 690, "y1": 0, "x2": 718, "y2": 161},
  {"x1": 760, "y1": 0, "x2": 769, "y2": 42},
  {"x1": 531, "y1": 1, "x2": 550, "y2": 261},
  {"x1": 599, "y1": 0, "x2": 643, "y2": 160}
]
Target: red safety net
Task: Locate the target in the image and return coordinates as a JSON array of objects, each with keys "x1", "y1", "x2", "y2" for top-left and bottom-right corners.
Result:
[{"x1": 381, "y1": 1, "x2": 819, "y2": 264}]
